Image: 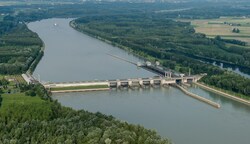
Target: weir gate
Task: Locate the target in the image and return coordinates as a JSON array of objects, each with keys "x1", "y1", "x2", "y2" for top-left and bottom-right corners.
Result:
[
  {"x1": 42, "y1": 58, "x2": 205, "y2": 89},
  {"x1": 43, "y1": 76, "x2": 202, "y2": 89}
]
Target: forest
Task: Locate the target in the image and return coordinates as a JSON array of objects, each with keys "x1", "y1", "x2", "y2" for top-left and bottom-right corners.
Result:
[
  {"x1": 0, "y1": 16, "x2": 43, "y2": 74},
  {"x1": 0, "y1": 82, "x2": 170, "y2": 143},
  {"x1": 73, "y1": 14, "x2": 250, "y2": 97}
]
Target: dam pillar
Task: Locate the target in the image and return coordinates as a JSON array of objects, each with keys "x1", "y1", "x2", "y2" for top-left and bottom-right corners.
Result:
[
  {"x1": 183, "y1": 78, "x2": 187, "y2": 83},
  {"x1": 128, "y1": 80, "x2": 133, "y2": 87},
  {"x1": 161, "y1": 79, "x2": 166, "y2": 85},
  {"x1": 150, "y1": 79, "x2": 154, "y2": 86},
  {"x1": 139, "y1": 80, "x2": 143, "y2": 87},
  {"x1": 194, "y1": 78, "x2": 198, "y2": 82},
  {"x1": 117, "y1": 81, "x2": 121, "y2": 88}
]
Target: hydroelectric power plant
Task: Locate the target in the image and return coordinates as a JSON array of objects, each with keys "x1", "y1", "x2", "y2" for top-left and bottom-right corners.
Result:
[{"x1": 27, "y1": 19, "x2": 250, "y2": 144}]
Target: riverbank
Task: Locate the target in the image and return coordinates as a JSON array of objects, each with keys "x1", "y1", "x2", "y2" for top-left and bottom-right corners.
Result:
[
  {"x1": 195, "y1": 82, "x2": 250, "y2": 106},
  {"x1": 27, "y1": 41, "x2": 45, "y2": 75},
  {"x1": 173, "y1": 84, "x2": 220, "y2": 108},
  {"x1": 71, "y1": 18, "x2": 250, "y2": 103},
  {"x1": 70, "y1": 21, "x2": 157, "y2": 62}
]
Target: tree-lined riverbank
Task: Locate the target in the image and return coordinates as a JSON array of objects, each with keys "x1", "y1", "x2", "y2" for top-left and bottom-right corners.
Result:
[{"x1": 72, "y1": 15, "x2": 250, "y2": 99}]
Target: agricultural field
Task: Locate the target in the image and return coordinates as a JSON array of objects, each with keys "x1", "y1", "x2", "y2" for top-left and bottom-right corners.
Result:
[{"x1": 191, "y1": 17, "x2": 250, "y2": 46}]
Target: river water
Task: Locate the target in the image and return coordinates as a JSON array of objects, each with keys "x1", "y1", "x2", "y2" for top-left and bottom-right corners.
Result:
[
  {"x1": 28, "y1": 18, "x2": 250, "y2": 144},
  {"x1": 200, "y1": 59, "x2": 250, "y2": 79},
  {"x1": 29, "y1": 19, "x2": 154, "y2": 83}
]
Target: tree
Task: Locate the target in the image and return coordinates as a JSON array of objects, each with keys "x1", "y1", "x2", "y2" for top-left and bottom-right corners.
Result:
[
  {"x1": 215, "y1": 35, "x2": 221, "y2": 40},
  {"x1": 0, "y1": 78, "x2": 9, "y2": 87},
  {"x1": 105, "y1": 138, "x2": 112, "y2": 144},
  {"x1": 232, "y1": 28, "x2": 240, "y2": 33}
]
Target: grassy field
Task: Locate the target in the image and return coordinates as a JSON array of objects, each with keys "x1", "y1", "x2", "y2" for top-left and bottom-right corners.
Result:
[
  {"x1": 191, "y1": 17, "x2": 250, "y2": 46},
  {"x1": 50, "y1": 85, "x2": 109, "y2": 91},
  {"x1": 0, "y1": 93, "x2": 52, "y2": 120},
  {"x1": 0, "y1": 74, "x2": 52, "y2": 120}
]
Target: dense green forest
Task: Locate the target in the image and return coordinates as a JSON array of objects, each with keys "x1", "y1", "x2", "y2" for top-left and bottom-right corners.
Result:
[
  {"x1": 73, "y1": 15, "x2": 250, "y2": 97},
  {"x1": 0, "y1": 82, "x2": 170, "y2": 143},
  {"x1": 0, "y1": 16, "x2": 43, "y2": 74}
]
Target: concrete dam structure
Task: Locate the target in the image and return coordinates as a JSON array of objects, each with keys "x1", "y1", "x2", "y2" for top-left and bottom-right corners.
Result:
[{"x1": 43, "y1": 75, "x2": 202, "y2": 89}]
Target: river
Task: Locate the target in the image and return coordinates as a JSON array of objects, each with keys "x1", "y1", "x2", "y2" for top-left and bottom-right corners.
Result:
[
  {"x1": 28, "y1": 18, "x2": 250, "y2": 144},
  {"x1": 199, "y1": 59, "x2": 250, "y2": 79}
]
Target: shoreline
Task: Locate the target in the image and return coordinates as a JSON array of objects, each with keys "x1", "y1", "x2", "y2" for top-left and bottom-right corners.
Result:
[
  {"x1": 195, "y1": 82, "x2": 250, "y2": 106},
  {"x1": 173, "y1": 84, "x2": 220, "y2": 108},
  {"x1": 27, "y1": 31, "x2": 45, "y2": 75},
  {"x1": 69, "y1": 21, "x2": 156, "y2": 62}
]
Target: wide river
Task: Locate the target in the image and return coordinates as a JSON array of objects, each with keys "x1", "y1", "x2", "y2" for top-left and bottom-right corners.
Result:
[{"x1": 28, "y1": 18, "x2": 250, "y2": 144}]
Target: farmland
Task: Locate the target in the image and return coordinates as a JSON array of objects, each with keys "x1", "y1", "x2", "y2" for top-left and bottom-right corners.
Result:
[{"x1": 191, "y1": 17, "x2": 250, "y2": 46}]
